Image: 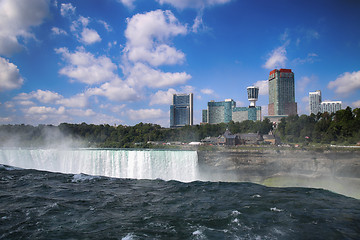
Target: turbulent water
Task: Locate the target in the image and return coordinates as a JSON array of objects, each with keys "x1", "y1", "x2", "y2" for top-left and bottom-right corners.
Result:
[{"x1": 1, "y1": 149, "x2": 360, "y2": 239}]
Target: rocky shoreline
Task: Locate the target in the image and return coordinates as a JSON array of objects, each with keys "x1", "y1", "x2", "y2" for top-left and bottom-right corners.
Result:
[{"x1": 196, "y1": 149, "x2": 360, "y2": 199}]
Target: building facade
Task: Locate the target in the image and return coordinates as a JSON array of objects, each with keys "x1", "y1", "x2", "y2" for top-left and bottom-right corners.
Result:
[
  {"x1": 202, "y1": 99, "x2": 261, "y2": 124},
  {"x1": 320, "y1": 101, "x2": 342, "y2": 114},
  {"x1": 268, "y1": 69, "x2": 297, "y2": 116},
  {"x1": 309, "y1": 90, "x2": 322, "y2": 115},
  {"x1": 206, "y1": 99, "x2": 236, "y2": 124},
  {"x1": 170, "y1": 93, "x2": 193, "y2": 128}
]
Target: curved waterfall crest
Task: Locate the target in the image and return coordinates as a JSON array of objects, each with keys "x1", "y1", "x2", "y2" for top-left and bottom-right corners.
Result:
[{"x1": 0, "y1": 149, "x2": 199, "y2": 182}]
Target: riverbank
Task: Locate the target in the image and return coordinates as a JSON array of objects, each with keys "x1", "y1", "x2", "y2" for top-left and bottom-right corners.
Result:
[{"x1": 196, "y1": 148, "x2": 360, "y2": 199}]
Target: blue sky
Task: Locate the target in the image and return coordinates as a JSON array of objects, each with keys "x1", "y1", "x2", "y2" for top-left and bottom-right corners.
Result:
[{"x1": 0, "y1": 0, "x2": 359, "y2": 127}]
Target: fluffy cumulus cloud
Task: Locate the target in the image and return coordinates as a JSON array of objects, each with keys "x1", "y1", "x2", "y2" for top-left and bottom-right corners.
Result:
[
  {"x1": 263, "y1": 45, "x2": 287, "y2": 70},
  {"x1": 70, "y1": 16, "x2": 101, "y2": 45},
  {"x1": 149, "y1": 88, "x2": 177, "y2": 105},
  {"x1": 328, "y1": 70, "x2": 360, "y2": 95},
  {"x1": 0, "y1": 57, "x2": 24, "y2": 91},
  {"x1": 253, "y1": 80, "x2": 268, "y2": 96},
  {"x1": 56, "y1": 93, "x2": 88, "y2": 108},
  {"x1": 0, "y1": 0, "x2": 49, "y2": 56},
  {"x1": 14, "y1": 89, "x2": 62, "y2": 103},
  {"x1": 14, "y1": 89, "x2": 89, "y2": 108},
  {"x1": 124, "y1": 10, "x2": 187, "y2": 66},
  {"x1": 157, "y1": 0, "x2": 232, "y2": 9},
  {"x1": 26, "y1": 106, "x2": 65, "y2": 115},
  {"x1": 86, "y1": 79, "x2": 139, "y2": 102},
  {"x1": 126, "y1": 63, "x2": 191, "y2": 88},
  {"x1": 80, "y1": 28, "x2": 101, "y2": 45},
  {"x1": 127, "y1": 108, "x2": 167, "y2": 120},
  {"x1": 55, "y1": 47, "x2": 117, "y2": 85}
]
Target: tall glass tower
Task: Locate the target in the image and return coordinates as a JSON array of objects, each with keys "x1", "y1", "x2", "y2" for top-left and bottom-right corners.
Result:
[
  {"x1": 170, "y1": 93, "x2": 193, "y2": 128},
  {"x1": 268, "y1": 69, "x2": 297, "y2": 116}
]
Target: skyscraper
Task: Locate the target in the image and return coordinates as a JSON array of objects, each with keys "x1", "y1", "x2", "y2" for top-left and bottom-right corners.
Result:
[
  {"x1": 170, "y1": 93, "x2": 193, "y2": 128},
  {"x1": 268, "y1": 69, "x2": 297, "y2": 116},
  {"x1": 309, "y1": 90, "x2": 322, "y2": 115}
]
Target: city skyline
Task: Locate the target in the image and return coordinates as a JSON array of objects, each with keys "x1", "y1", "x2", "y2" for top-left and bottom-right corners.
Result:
[{"x1": 0, "y1": 0, "x2": 359, "y2": 127}]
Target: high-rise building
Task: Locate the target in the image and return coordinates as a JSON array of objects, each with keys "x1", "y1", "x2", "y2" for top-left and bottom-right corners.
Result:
[
  {"x1": 206, "y1": 99, "x2": 236, "y2": 124},
  {"x1": 202, "y1": 86, "x2": 261, "y2": 124},
  {"x1": 268, "y1": 69, "x2": 297, "y2": 116},
  {"x1": 309, "y1": 90, "x2": 322, "y2": 115},
  {"x1": 320, "y1": 101, "x2": 342, "y2": 114},
  {"x1": 170, "y1": 93, "x2": 193, "y2": 128}
]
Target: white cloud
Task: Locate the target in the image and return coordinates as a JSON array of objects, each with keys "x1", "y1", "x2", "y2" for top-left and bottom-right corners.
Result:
[
  {"x1": 263, "y1": 45, "x2": 287, "y2": 69},
  {"x1": 70, "y1": 16, "x2": 101, "y2": 45},
  {"x1": 60, "y1": 3, "x2": 76, "y2": 17},
  {"x1": 253, "y1": 80, "x2": 268, "y2": 96},
  {"x1": 201, "y1": 88, "x2": 214, "y2": 95},
  {"x1": 67, "y1": 108, "x2": 95, "y2": 117},
  {"x1": 0, "y1": 117, "x2": 12, "y2": 123},
  {"x1": 26, "y1": 106, "x2": 65, "y2": 115},
  {"x1": 0, "y1": 0, "x2": 49, "y2": 56},
  {"x1": 293, "y1": 53, "x2": 318, "y2": 65},
  {"x1": 17, "y1": 100, "x2": 35, "y2": 106},
  {"x1": 150, "y1": 88, "x2": 177, "y2": 106},
  {"x1": 328, "y1": 70, "x2": 360, "y2": 95},
  {"x1": 14, "y1": 89, "x2": 88, "y2": 108},
  {"x1": 124, "y1": 10, "x2": 187, "y2": 66},
  {"x1": 51, "y1": 27, "x2": 68, "y2": 35},
  {"x1": 98, "y1": 20, "x2": 112, "y2": 32},
  {"x1": 56, "y1": 93, "x2": 88, "y2": 108},
  {"x1": 118, "y1": 0, "x2": 136, "y2": 9},
  {"x1": 297, "y1": 76, "x2": 315, "y2": 93},
  {"x1": 86, "y1": 79, "x2": 139, "y2": 102},
  {"x1": 192, "y1": 13, "x2": 208, "y2": 33},
  {"x1": 179, "y1": 85, "x2": 194, "y2": 93},
  {"x1": 127, "y1": 108, "x2": 167, "y2": 120},
  {"x1": 80, "y1": 28, "x2": 101, "y2": 45},
  {"x1": 16, "y1": 89, "x2": 62, "y2": 103},
  {"x1": 55, "y1": 47, "x2": 118, "y2": 85},
  {"x1": 0, "y1": 57, "x2": 24, "y2": 91},
  {"x1": 126, "y1": 63, "x2": 191, "y2": 88},
  {"x1": 157, "y1": 0, "x2": 232, "y2": 9}
]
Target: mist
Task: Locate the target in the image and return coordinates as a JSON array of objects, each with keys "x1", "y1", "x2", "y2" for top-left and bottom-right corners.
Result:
[{"x1": 0, "y1": 124, "x2": 86, "y2": 149}]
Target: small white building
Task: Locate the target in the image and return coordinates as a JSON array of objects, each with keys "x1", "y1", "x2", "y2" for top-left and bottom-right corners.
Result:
[{"x1": 320, "y1": 101, "x2": 342, "y2": 114}]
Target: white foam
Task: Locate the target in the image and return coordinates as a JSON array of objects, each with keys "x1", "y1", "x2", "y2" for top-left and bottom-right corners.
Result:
[
  {"x1": 71, "y1": 173, "x2": 100, "y2": 182},
  {"x1": 122, "y1": 233, "x2": 135, "y2": 240},
  {"x1": 270, "y1": 207, "x2": 283, "y2": 212}
]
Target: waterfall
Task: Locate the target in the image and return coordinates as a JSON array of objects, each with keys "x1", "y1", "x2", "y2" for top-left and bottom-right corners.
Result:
[{"x1": 0, "y1": 149, "x2": 199, "y2": 182}]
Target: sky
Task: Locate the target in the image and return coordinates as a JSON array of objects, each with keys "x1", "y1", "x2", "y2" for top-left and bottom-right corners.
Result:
[{"x1": 0, "y1": 0, "x2": 360, "y2": 127}]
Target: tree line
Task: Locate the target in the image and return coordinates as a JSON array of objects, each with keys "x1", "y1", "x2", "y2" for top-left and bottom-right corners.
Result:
[
  {"x1": 0, "y1": 119, "x2": 273, "y2": 148},
  {"x1": 275, "y1": 107, "x2": 360, "y2": 145},
  {"x1": 1, "y1": 107, "x2": 359, "y2": 148}
]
